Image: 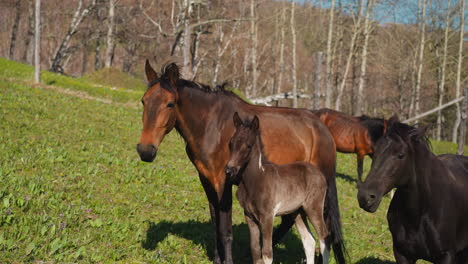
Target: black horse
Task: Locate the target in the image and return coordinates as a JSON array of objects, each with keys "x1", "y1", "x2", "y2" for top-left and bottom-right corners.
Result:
[{"x1": 358, "y1": 115, "x2": 468, "y2": 263}]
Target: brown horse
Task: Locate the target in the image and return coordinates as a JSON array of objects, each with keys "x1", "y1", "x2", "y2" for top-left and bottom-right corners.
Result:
[
  {"x1": 226, "y1": 113, "x2": 346, "y2": 264},
  {"x1": 312, "y1": 108, "x2": 387, "y2": 182},
  {"x1": 136, "y1": 61, "x2": 339, "y2": 264}
]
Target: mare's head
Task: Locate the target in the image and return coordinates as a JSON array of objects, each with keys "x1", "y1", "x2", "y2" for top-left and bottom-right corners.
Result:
[
  {"x1": 224, "y1": 113, "x2": 260, "y2": 183},
  {"x1": 357, "y1": 115, "x2": 429, "y2": 212},
  {"x1": 136, "y1": 60, "x2": 180, "y2": 162}
]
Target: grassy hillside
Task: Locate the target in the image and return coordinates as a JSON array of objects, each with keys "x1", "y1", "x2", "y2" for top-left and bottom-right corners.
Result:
[{"x1": 0, "y1": 59, "x2": 466, "y2": 263}]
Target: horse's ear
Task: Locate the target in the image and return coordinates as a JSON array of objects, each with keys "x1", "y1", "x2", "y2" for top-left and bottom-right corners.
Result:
[
  {"x1": 412, "y1": 125, "x2": 429, "y2": 141},
  {"x1": 251, "y1": 115, "x2": 260, "y2": 131},
  {"x1": 383, "y1": 119, "x2": 388, "y2": 134},
  {"x1": 387, "y1": 114, "x2": 400, "y2": 128},
  {"x1": 233, "y1": 112, "x2": 242, "y2": 128},
  {"x1": 145, "y1": 59, "x2": 158, "y2": 83},
  {"x1": 165, "y1": 63, "x2": 180, "y2": 86}
]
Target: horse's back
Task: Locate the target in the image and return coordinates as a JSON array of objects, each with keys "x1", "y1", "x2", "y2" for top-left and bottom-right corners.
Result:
[{"x1": 438, "y1": 154, "x2": 468, "y2": 181}]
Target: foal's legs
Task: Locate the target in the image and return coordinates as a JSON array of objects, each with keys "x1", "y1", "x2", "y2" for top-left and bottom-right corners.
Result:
[
  {"x1": 272, "y1": 214, "x2": 295, "y2": 246},
  {"x1": 303, "y1": 202, "x2": 329, "y2": 263},
  {"x1": 295, "y1": 212, "x2": 316, "y2": 264},
  {"x1": 260, "y1": 216, "x2": 274, "y2": 264},
  {"x1": 244, "y1": 213, "x2": 262, "y2": 264}
]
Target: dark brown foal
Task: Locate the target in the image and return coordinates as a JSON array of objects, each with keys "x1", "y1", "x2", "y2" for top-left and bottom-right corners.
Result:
[{"x1": 225, "y1": 113, "x2": 346, "y2": 264}]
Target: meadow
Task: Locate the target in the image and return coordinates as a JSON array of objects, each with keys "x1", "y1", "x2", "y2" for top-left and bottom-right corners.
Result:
[{"x1": 0, "y1": 58, "x2": 466, "y2": 263}]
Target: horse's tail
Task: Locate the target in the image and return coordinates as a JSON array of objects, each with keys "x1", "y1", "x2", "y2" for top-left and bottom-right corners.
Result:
[{"x1": 324, "y1": 174, "x2": 347, "y2": 264}]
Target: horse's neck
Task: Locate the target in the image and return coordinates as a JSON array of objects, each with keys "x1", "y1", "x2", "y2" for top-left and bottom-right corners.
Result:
[
  {"x1": 242, "y1": 136, "x2": 269, "y2": 188},
  {"x1": 398, "y1": 143, "x2": 439, "y2": 212},
  {"x1": 174, "y1": 88, "x2": 233, "y2": 151}
]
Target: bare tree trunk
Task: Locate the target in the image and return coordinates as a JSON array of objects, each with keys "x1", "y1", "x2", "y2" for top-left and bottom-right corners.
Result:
[
  {"x1": 95, "y1": 36, "x2": 102, "y2": 70},
  {"x1": 325, "y1": 0, "x2": 335, "y2": 108},
  {"x1": 104, "y1": 0, "x2": 116, "y2": 68},
  {"x1": 181, "y1": 0, "x2": 193, "y2": 79},
  {"x1": 355, "y1": 0, "x2": 374, "y2": 116},
  {"x1": 453, "y1": 0, "x2": 465, "y2": 143},
  {"x1": 212, "y1": 23, "x2": 236, "y2": 87},
  {"x1": 413, "y1": 0, "x2": 427, "y2": 123},
  {"x1": 50, "y1": 0, "x2": 97, "y2": 73},
  {"x1": 249, "y1": 0, "x2": 258, "y2": 98},
  {"x1": 335, "y1": 0, "x2": 363, "y2": 111},
  {"x1": 315, "y1": 52, "x2": 323, "y2": 109},
  {"x1": 34, "y1": 0, "x2": 41, "y2": 83},
  {"x1": 290, "y1": 1, "x2": 297, "y2": 108},
  {"x1": 9, "y1": 0, "x2": 22, "y2": 60},
  {"x1": 277, "y1": 6, "x2": 286, "y2": 94},
  {"x1": 458, "y1": 87, "x2": 468, "y2": 154},
  {"x1": 23, "y1": 0, "x2": 35, "y2": 64},
  {"x1": 436, "y1": 0, "x2": 451, "y2": 140}
]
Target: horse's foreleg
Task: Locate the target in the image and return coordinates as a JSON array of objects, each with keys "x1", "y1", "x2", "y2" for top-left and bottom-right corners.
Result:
[
  {"x1": 393, "y1": 247, "x2": 416, "y2": 264},
  {"x1": 260, "y1": 216, "x2": 274, "y2": 264},
  {"x1": 218, "y1": 181, "x2": 234, "y2": 264},
  {"x1": 245, "y1": 213, "x2": 262, "y2": 264},
  {"x1": 357, "y1": 154, "x2": 364, "y2": 183},
  {"x1": 272, "y1": 214, "x2": 295, "y2": 246},
  {"x1": 199, "y1": 175, "x2": 223, "y2": 264}
]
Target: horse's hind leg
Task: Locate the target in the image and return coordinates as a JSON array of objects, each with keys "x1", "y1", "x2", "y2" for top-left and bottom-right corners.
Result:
[
  {"x1": 295, "y1": 212, "x2": 316, "y2": 264},
  {"x1": 303, "y1": 198, "x2": 329, "y2": 263},
  {"x1": 272, "y1": 214, "x2": 295, "y2": 246}
]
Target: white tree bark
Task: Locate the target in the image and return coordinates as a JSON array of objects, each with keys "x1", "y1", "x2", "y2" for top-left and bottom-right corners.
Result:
[
  {"x1": 277, "y1": 6, "x2": 286, "y2": 94},
  {"x1": 452, "y1": 0, "x2": 465, "y2": 143},
  {"x1": 335, "y1": 0, "x2": 363, "y2": 110},
  {"x1": 291, "y1": 1, "x2": 297, "y2": 108},
  {"x1": 249, "y1": 0, "x2": 258, "y2": 98},
  {"x1": 315, "y1": 52, "x2": 323, "y2": 109},
  {"x1": 104, "y1": 0, "x2": 116, "y2": 68},
  {"x1": 413, "y1": 0, "x2": 427, "y2": 123},
  {"x1": 34, "y1": 0, "x2": 40, "y2": 83},
  {"x1": 355, "y1": 0, "x2": 375, "y2": 116},
  {"x1": 50, "y1": 0, "x2": 97, "y2": 73},
  {"x1": 325, "y1": 0, "x2": 335, "y2": 108},
  {"x1": 436, "y1": 0, "x2": 451, "y2": 140}
]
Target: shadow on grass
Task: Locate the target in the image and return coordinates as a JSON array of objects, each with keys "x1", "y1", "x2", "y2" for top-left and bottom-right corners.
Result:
[
  {"x1": 355, "y1": 257, "x2": 395, "y2": 264},
  {"x1": 337, "y1": 172, "x2": 357, "y2": 183},
  {"x1": 142, "y1": 219, "x2": 305, "y2": 263}
]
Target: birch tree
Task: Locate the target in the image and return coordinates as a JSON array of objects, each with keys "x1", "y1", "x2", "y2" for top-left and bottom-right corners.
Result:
[
  {"x1": 290, "y1": 1, "x2": 298, "y2": 108},
  {"x1": 335, "y1": 0, "x2": 363, "y2": 110},
  {"x1": 34, "y1": 0, "x2": 41, "y2": 83},
  {"x1": 104, "y1": 0, "x2": 116, "y2": 68},
  {"x1": 277, "y1": 5, "x2": 286, "y2": 94},
  {"x1": 412, "y1": 0, "x2": 427, "y2": 122},
  {"x1": 355, "y1": 0, "x2": 375, "y2": 116},
  {"x1": 436, "y1": 0, "x2": 451, "y2": 140},
  {"x1": 23, "y1": 0, "x2": 35, "y2": 64},
  {"x1": 249, "y1": 0, "x2": 258, "y2": 98},
  {"x1": 325, "y1": 0, "x2": 335, "y2": 108},
  {"x1": 50, "y1": 0, "x2": 97, "y2": 73},
  {"x1": 452, "y1": 0, "x2": 465, "y2": 143}
]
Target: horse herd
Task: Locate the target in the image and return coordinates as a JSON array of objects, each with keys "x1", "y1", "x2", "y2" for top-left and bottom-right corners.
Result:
[{"x1": 136, "y1": 61, "x2": 468, "y2": 264}]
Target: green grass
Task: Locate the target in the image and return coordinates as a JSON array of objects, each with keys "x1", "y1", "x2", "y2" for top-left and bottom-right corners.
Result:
[
  {"x1": 82, "y1": 67, "x2": 146, "y2": 92},
  {"x1": 0, "y1": 58, "x2": 466, "y2": 263}
]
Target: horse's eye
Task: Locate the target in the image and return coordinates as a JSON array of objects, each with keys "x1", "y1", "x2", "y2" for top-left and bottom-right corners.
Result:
[
  {"x1": 167, "y1": 102, "x2": 175, "y2": 108},
  {"x1": 397, "y1": 153, "x2": 405, "y2": 159}
]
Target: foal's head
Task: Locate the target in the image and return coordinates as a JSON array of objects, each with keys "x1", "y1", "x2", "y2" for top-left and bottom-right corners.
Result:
[
  {"x1": 225, "y1": 113, "x2": 260, "y2": 183},
  {"x1": 358, "y1": 115, "x2": 429, "y2": 212},
  {"x1": 137, "y1": 60, "x2": 179, "y2": 162}
]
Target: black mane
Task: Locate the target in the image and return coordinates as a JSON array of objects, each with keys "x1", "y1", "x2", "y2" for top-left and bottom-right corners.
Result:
[
  {"x1": 150, "y1": 63, "x2": 238, "y2": 98},
  {"x1": 358, "y1": 116, "x2": 386, "y2": 145},
  {"x1": 387, "y1": 122, "x2": 431, "y2": 150}
]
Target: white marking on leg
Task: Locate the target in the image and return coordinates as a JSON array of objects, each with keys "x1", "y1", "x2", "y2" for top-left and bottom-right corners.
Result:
[
  {"x1": 258, "y1": 152, "x2": 264, "y2": 172},
  {"x1": 320, "y1": 240, "x2": 329, "y2": 264},
  {"x1": 273, "y1": 202, "x2": 281, "y2": 217},
  {"x1": 262, "y1": 256, "x2": 273, "y2": 264},
  {"x1": 296, "y1": 218, "x2": 316, "y2": 264}
]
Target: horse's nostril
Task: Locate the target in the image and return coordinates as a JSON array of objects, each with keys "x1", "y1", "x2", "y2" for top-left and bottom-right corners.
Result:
[{"x1": 369, "y1": 194, "x2": 376, "y2": 200}]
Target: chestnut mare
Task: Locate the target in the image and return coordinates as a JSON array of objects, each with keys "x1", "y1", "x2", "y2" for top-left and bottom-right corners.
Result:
[
  {"x1": 137, "y1": 61, "x2": 340, "y2": 264},
  {"x1": 226, "y1": 113, "x2": 346, "y2": 264},
  {"x1": 358, "y1": 115, "x2": 468, "y2": 263},
  {"x1": 312, "y1": 108, "x2": 387, "y2": 182}
]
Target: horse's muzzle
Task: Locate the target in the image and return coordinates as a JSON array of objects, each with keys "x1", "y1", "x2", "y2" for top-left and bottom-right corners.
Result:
[
  {"x1": 136, "y1": 143, "x2": 157, "y2": 162},
  {"x1": 357, "y1": 188, "x2": 381, "y2": 213}
]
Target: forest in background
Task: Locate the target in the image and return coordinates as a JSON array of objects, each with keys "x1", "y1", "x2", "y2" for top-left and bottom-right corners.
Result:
[{"x1": 0, "y1": 0, "x2": 466, "y2": 142}]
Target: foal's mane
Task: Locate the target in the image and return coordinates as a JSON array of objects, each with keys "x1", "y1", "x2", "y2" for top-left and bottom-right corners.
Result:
[{"x1": 149, "y1": 63, "x2": 239, "y2": 99}]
